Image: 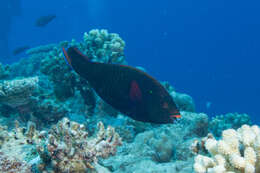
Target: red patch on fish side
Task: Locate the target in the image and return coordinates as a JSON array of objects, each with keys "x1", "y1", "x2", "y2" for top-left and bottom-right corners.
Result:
[
  {"x1": 163, "y1": 102, "x2": 169, "y2": 109},
  {"x1": 129, "y1": 80, "x2": 142, "y2": 102}
]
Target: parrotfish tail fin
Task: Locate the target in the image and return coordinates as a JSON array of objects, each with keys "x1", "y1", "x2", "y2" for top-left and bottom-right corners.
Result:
[{"x1": 62, "y1": 47, "x2": 90, "y2": 69}]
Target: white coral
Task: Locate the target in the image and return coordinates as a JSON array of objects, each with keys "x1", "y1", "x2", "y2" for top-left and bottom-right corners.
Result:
[{"x1": 194, "y1": 125, "x2": 260, "y2": 173}]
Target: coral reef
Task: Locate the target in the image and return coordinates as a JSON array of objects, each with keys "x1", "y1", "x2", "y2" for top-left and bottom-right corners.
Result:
[
  {"x1": 37, "y1": 118, "x2": 122, "y2": 172},
  {"x1": 39, "y1": 45, "x2": 77, "y2": 100},
  {"x1": 101, "y1": 111, "x2": 208, "y2": 172},
  {"x1": 0, "y1": 29, "x2": 255, "y2": 173},
  {"x1": 9, "y1": 44, "x2": 57, "y2": 78},
  {"x1": 209, "y1": 112, "x2": 251, "y2": 137},
  {"x1": 82, "y1": 29, "x2": 125, "y2": 63},
  {"x1": 0, "y1": 120, "x2": 44, "y2": 161},
  {"x1": 0, "y1": 63, "x2": 10, "y2": 80},
  {"x1": 29, "y1": 95, "x2": 68, "y2": 126},
  {"x1": 0, "y1": 152, "x2": 32, "y2": 173},
  {"x1": 0, "y1": 77, "x2": 38, "y2": 108},
  {"x1": 194, "y1": 124, "x2": 260, "y2": 173}
]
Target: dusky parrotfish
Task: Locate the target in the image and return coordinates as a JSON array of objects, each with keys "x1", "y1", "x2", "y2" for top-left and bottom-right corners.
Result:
[
  {"x1": 13, "y1": 45, "x2": 30, "y2": 56},
  {"x1": 35, "y1": 15, "x2": 56, "y2": 27},
  {"x1": 62, "y1": 47, "x2": 181, "y2": 124}
]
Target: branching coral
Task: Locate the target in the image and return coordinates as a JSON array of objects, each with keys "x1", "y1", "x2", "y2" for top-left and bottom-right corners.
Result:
[
  {"x1": 82, "y1": 29, "x2": 125, "y2": 64},
  {"x1": 194, "y1": 125, "x2": 260, "y2": 173},
  {"x1": 37, "y1": 118, "x2": 122, "y2": 172},
  {"x1": 0, "y1": 77, "x2": 38, "y2": 108}
]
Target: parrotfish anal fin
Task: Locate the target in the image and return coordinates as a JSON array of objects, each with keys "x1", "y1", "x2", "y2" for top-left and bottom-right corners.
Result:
[{"x1": 129, "y1": 80, "x2": 142, "y2": 102}]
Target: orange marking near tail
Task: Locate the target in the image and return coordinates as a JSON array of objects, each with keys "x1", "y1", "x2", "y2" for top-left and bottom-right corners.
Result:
[{"x1": 170, "y1": 114, "x2": 181, "y2": 118}]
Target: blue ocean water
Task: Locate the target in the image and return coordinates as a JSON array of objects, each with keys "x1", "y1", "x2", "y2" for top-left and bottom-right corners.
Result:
[{"x1": 1, "y1": 0, "x2": 260, "y2": 125}]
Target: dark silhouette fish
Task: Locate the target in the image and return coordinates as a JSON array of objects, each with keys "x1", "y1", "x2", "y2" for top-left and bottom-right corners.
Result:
[
  {"x1": 35, "y1": 15, "x2": 56, "y2": 27},
  {"x1": 13, "y1": 46, "x2": 30, "y2": 55},
  {"x1": 62, "y1": 47, "x2": 181, "y2": 124}
]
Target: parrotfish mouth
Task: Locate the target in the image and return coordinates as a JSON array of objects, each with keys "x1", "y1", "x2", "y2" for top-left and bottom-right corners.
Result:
[
  {"x1": 170, "y1": 114, "x2": 181, "y2": 119},
  {"x1": 62, "y1": 47, "x2": 72, "y2": 68}
]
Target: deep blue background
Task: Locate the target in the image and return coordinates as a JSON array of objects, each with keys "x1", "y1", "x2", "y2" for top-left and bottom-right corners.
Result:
[{"x1": 1, "y1": 0, "x2": 260, "y2": 123}]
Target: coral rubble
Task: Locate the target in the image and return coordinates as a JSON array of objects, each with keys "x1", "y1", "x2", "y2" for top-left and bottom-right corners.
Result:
[
  {"x1": 37, "y1": 118, "x2": 122, "y2": 172},
  {"x1": 0, "y1": 152, "x2": 32, "y2": 173}
]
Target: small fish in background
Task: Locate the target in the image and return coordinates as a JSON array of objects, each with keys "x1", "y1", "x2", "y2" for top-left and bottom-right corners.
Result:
[
  {"x1": 12, "y1": 46, "x2": 30, "y2": 55},
  {"x1": 206, "y1": 101, "x2": 212, "y2": 109},
  {"x1": 35, "y1": 15, "x2": 56, "y2": 27},
  {"x1": 62, "y1": 47, "x2": 181, "y2": 124}
]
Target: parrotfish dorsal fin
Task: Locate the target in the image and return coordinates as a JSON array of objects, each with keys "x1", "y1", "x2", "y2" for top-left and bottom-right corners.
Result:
[
  {"x1": 129, "y1": 80, "x2": 142, "y2": 102},
  {"x1": 62, "y1": 47, "x2": 90, "y2": 69}
]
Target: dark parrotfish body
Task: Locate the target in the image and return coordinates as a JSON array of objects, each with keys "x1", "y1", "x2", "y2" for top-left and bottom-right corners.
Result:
[
  {"x1": 62, "y1": 47, "x2": 181, "y2": 124},
  {"x1": 35, "y1": 15, "x2": 56, "y2": 27}
]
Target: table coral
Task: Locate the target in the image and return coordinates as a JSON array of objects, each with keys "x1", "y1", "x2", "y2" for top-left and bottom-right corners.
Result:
[
  {"x1": 194, "y1": 124, "x2": 260, "y2": 173},
  {"x1": 0, "y1": 77, "x2": 38, "y2": 108},
  {"x1": 37, "y1": 118, "x2": 122, "y2": 172}
]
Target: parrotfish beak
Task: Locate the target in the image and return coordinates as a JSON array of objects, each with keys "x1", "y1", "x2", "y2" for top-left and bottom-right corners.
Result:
[
  {"x1": 171, "y1": 114, "x2": 181, "y2": 118},
  {"x1": 62, "y1": 47, "x2": 73, "y2": 68}
]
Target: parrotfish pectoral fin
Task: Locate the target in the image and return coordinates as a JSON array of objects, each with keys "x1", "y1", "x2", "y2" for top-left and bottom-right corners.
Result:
[{"x1": 62, "y1": 47, "x2": 73, "y2": 69}]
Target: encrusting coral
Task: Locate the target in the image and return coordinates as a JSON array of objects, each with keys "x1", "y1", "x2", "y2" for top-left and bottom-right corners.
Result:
[
  {"x1": 37, "y1": 117, "x2": 122, "y2": 172},
  {"x1": 0, "y1": 77, "x2": 38, "y2": 108},
  {"x1": 193, "y1": 124, "x2": 260, "y2": 173}
]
